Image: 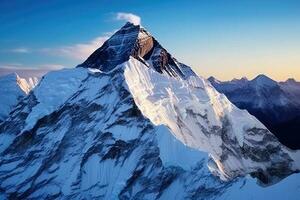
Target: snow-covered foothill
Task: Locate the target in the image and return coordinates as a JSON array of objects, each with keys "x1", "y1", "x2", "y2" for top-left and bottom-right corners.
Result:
[
  {"x1": 23, "y1": 68, "x2": 88, "y2": 131},
  {"x1": 0, "y1": 73, "x2": 38, "y2": 122}
]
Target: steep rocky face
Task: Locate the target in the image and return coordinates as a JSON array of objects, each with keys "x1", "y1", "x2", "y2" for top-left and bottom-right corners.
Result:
[
  {"x1": 78, "y1": 22, "x2": 195, "y2": 79},
  {"x1": 78, "y1": 23, "x2": 139, "y2": 72},
  {"x1": 0, "y1": 23, "x2": 300, "y2": 199}
]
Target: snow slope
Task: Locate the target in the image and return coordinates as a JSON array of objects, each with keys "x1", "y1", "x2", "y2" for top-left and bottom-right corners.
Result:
[
  {"x1": 124, "y1": 57, "x2": 300, "y2": 184},
  {"x1": 0, "y1": 22, "x2": 299, "y2": 199},
  {"x1": 0, "y1": 65, "x2": 223, "y2": 199},
  {"x1": 0, "y1": 73, "x2": 38, "y2": 123},
  {"x1": 24, "y1": 68, "x2": 88, "y2": 131}
]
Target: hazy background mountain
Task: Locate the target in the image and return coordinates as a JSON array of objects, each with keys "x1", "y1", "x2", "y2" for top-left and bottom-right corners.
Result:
[
  {"x1": 209, "y1": 75, "x2": 300, "y2": 149},
  {"x1": 1, "y1": 23, "x2": 299, "y2": 199}
]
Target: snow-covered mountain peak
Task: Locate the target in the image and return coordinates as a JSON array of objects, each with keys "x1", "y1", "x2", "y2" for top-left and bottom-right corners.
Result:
[
  {"x1": 1, "y1": 24, "x2": 300, "y2": 199},
  {"x1": 208, "y1": 76, "x2": 220, "y2": 84},
  {"x1": 208, "y1": 76, "x2": 249, "y2": 86},
  {"x1": 231, "y1": 76, "x2": 248, "y2": 83},
  {"x1": 241, "y1": 76, "x2": 248, "y2": 81},
  {"x1": 251, "y1": 74, "x2": 277, "y2": 88},
  {"x1": 78, "y1": 22, "x2": 195, "y2": 79},
  {"x1": 283, "y1": 78, "x2": 299, "y2": 86}
]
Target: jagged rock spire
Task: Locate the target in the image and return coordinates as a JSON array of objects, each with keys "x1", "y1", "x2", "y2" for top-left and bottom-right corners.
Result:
[{"x1": 78, "y1": 22, "x2": 196, "y2": 79}]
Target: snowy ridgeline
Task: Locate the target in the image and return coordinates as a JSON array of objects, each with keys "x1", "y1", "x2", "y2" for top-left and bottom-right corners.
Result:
[
  {"x1": 0, "y1": 22, "x2": 300, "y2": 199},
  {"x1": 208, "y1": 75, "x2": 300, "y2": 109},
  {"x1": 0, "y1": 57, "x2": 299, "y2": 199},
  {"x1": 124, "y1": 57, "x2": 300, "y2": 182}
]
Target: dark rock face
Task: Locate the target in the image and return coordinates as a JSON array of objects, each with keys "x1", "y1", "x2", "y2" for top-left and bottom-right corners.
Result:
[
  {"x1": 78, "y1": 22, "x2": 196, "y2": 79},
  {"x1": 132, "y1": 28, "x2": 154, "y2": 58},
  {"x1": 78, "y1": 23, "x2": 140, "y2": 72}
]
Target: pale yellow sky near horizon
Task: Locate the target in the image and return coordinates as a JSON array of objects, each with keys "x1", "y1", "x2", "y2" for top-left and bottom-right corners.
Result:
[
  {"x1": 196, "y1": 65, "x2": 300, "y2": 82},
  {"x1": 177, "y1": 48, "x2": 300, "y2": 82}
]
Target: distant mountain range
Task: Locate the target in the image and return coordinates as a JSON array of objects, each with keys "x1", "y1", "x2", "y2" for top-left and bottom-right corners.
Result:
[
  {"x1": 0, "y1": 23, "x2": 300, "y2": 199},
  {"x1": 209, "y1": 75, "x2": 300, "y2": 149}
]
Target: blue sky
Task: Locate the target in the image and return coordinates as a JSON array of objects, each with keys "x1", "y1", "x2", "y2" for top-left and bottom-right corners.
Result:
[{"x1": 0, "y1": 0, "x2": 300, "y2": 80}]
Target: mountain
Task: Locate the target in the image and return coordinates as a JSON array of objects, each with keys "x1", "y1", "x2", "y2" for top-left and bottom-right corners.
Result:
[
  {"x1": 209, "y1": 75, "x2": 300, "y2": 149},
  {"x1": 0, "y1": 73, "x2": 38, "y2": 123},
  {"x1": 280, "y1": 78, "x2": 300, "y2": 105},
  {"x1": 0, "y1": 23, "x2": 300, "y2": 199}
]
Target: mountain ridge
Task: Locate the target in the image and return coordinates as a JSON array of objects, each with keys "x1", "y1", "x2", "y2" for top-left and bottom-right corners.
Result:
[
  {"x1": 209, "y1": 75, "x2": 299, "y2": 83},
  {"x1": 209, "y1": 74, "x2": 300, "y2": 149},
  {"x1": 0, "y1": 23, "x2": 300, "y2": 199},
  {"x1": 78, "y1": 22, "x2": 196, "y2": 79}
]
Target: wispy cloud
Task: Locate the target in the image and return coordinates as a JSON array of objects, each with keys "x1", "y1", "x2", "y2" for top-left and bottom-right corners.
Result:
[
  {"x1": 10, "y1": 48, "x2": 31, "y2": 53},
  {"x1": 0, "y1": 63, "x2": 23, "y2": 68},
  {"x1": 116, "y1": 12, "x2": 141, "y2": 25},
  {"x1": 0, "y1": 63, "x2": 64, "y2": 78},
  {"x1": 41, "y1": 34, "x2": 111, "y2": 60},
  {"x1": 2, "y1": 13, "x2": 141, "y2": 64},
  {"x1": 39, "y1": 64, "x2": 65, "y2": 69},
  {"x1": 2, "y1": 34, "x2": 111, "y2": 61},
  {"x1": 0, "y1": 63, "x2": 64, "y2": 70}
]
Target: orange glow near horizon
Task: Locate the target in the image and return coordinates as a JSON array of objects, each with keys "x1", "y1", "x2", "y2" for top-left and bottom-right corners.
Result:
[
  {"x1": 180, "y1": 48, "x2": 300, "y2": 82},
  {"x1": 196, "y1": 65, "x2": 300, "y2": 82}
]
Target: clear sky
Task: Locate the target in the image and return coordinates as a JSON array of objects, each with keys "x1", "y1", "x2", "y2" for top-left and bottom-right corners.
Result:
[{"x1": 0, "y1": 0, "x2": 299, "y2": 81}]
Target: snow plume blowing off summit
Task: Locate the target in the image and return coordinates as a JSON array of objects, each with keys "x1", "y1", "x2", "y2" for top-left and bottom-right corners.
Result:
[
  {"x1": 116, "y1": 12, "x2": 141, "y2": 25},
  {"x1": 0, "y1": 22, "x2": 300, "y2": 199}
]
